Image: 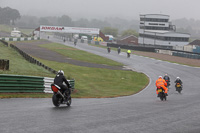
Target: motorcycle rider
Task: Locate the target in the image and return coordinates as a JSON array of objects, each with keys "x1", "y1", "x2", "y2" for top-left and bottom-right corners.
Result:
[
  {"x1": 127, "y1": 49, "x2": 131, "y2": 57},
  {"x1": 117, "y1": 47, "x2": 121, "y2": 54},
  {"x1": 163, "y1": 74, "x2": 170, "y2": 87},
  {"x1": 107, "y1": 46, "x2": 111, "y2": 53},
  {"x1": 156, "y1": 76, "x2": 168, "y2": 97},
  {"x1": 174, "y1": 77, "x2": 183, "y2": 90},
  {"x1": 74, "y1": 38, "x2": 77, "y2": 46},
  {"x1": 54, "y1": 70, "x2": 71, "y2": 98}
]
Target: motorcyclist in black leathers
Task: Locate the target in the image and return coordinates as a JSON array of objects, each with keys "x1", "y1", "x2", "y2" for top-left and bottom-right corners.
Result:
[
  {"x1": 174, "y1": 77, "x2": 183, "y2": 90},
  {"x1": 54, "y1": 70, "x2": 71, "y2": 97},
  {"x1": 163, "y1": 74, "x2": 170, "y2": 87}
]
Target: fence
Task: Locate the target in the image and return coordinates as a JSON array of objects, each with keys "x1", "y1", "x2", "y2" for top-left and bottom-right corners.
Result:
[{"x1": 0, "y1": 74, "x2": 75, "y2": 93}]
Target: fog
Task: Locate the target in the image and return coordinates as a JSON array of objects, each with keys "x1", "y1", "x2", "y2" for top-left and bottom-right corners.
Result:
[{"x1": 1, "y1": 0, "x2": 200, "y2": 20}]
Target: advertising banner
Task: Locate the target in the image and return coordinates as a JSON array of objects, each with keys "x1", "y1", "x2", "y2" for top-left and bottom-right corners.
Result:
[{"x1": 40, "y1": 25, "x2": 100, "y2": 34}]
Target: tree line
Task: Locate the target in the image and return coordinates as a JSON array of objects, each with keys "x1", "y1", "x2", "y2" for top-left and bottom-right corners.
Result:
[
  {"x1": 15, "y1": 15, "x2": 139, "y2": 37},
  {"x1": 0, "y1": 7, "x2": 21, "y2": 25}
]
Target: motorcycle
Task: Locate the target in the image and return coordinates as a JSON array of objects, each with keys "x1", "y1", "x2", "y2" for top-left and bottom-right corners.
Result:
[
  {"x1": 51, "y1": 84, "x2": 72, "y2": 107},
  {"x1": 157, "y1": 87, "x2": 167, "y2": 101},
  {"x1": 74, "y1": 41, "x2": 77, "y2": 46},
  {"x1": 175, "y1": 83, "x2": 182, "y2": 93},
  {"x1": 165, "y1": 80, "x2": 170, "y2": 87},
  {"x1": 127, "y1": 53, "x2": 130, "y2": 58},
  {"x1": 107, "y1": 48, "x2": 111, "y2": 53}
]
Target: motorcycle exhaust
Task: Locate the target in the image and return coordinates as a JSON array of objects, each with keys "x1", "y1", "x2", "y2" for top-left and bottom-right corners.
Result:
[{"x1": 57, "y1": 90, "x2": 65, "y2": 99}]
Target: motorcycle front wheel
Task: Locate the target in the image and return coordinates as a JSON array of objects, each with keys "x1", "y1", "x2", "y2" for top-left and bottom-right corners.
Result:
[{"x1": 52, "y1": 94, "x2": 61, "y2": 107}]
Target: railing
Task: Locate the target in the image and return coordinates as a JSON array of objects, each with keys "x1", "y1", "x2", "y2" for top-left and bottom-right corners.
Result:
[
  {"x1": 0, "y1": 74, "x2": 44, "y2": 93},
  {"x1": 0, "y1": 74, "x2": 75, "y2": 93}
]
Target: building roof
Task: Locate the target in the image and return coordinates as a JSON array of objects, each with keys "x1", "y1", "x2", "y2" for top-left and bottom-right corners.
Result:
[
  {"x1": 189, "y1": 40, "x2": 200, "y2": 46},
  {"x1": 118, "y1": 35, "x2": 138, "y2": 40}
]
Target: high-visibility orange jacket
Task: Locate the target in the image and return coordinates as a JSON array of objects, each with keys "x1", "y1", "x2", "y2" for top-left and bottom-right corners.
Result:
[{"x1": 155, "y1": 78, "x2": 168, "y2": 94}]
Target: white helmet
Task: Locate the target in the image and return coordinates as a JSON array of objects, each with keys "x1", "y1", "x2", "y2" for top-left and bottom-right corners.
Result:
[
  {"x1": 176, "y1": 77, "x2": 180, "y2": 79},
  {"x1": 159, "y1": 76, "x2": 162, "y2": 79},
  {"x1": 58, "y1": 70, "x2": 64, "y2": 75}
]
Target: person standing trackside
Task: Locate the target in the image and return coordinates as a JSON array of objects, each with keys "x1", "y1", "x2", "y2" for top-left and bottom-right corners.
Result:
[{"x1": 118, "y1": 47, "x2": 121, "y2": 54}]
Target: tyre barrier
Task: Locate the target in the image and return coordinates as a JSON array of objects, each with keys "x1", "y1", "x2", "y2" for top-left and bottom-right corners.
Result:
[
  {"x1": 0, "y1": 59, "x2": 9, "y2": 70},
  {"x1": 0, "y1": 74, "x2": 75, "y2": 93}
]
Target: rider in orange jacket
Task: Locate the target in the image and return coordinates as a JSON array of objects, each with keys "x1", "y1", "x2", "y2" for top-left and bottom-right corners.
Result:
[{"x1": 156, "y1": 76, "x2": 168, "y2": 96}]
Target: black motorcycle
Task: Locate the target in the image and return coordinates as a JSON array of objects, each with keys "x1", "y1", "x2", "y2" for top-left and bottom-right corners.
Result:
[
  {"x1": 165, "y1": 80, "x2": 170, "y2": 87},
  {"x1": 175, "y1": 83, "x2": 182, "y2": 93},
  {"x1": 51, "y1": 84, "x2": 72, "y2": 107},
  {"x1": 107, "y1": 47, "x2": 111, "y2": 53},
  {"x1": 157, "y1": 87, "x2": 167, "y2": 101},
  {"x1": 74, "y1": 41, "x2": 77, "y2": 46}
]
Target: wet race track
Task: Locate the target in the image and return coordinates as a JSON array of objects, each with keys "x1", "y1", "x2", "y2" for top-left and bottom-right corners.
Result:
[{"x1": 1, "y1": 36, "x2": 200, "y2": 133}]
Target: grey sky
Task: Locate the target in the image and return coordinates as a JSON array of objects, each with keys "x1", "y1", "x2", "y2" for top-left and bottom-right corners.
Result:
[{"x1": 1, "y1": 0, "x2": 200, "y2": 20}]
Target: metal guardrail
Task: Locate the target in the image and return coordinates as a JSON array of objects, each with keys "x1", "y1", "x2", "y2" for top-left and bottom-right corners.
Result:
[
  {"x1": 0, "y1": 37, "x2": 40, "y2": 41},
  {"x1": 0, "y1": 74, "x2": 75, "y2": 93},
  {"x1": 0, "y1": 74, "x2": 44, "y2": 93}
]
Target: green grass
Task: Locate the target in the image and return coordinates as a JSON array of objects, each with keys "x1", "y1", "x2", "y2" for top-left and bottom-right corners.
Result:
[
  {"x1": 35, "y1": 58, "x2": 149, "y2": 98},
  {"x1": 39, "y1": 43, "x2": 123, "y2": 66},
  {"x1": 0, "y1": 41, "x2": 149, "y2": 98},
  {"x1": 0, "y1": 42, "x2": 54, "y2": 77}
]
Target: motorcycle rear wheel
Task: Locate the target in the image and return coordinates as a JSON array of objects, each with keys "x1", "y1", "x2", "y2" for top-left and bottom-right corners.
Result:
[
  {"x1": 67, "y1": 96, "x2": 72, "y2": 106},
  {"x1": 52, "y1": 94, "x2": 61, "y2": 107}
]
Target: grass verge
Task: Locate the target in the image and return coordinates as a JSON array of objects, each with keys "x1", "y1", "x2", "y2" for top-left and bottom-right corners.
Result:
[
  {"x1": 0, "y1": 41, "x2": 149, "y2": 98},
  {"x1": 39, "y1": 43, "x2": 123, "y2": 66}
]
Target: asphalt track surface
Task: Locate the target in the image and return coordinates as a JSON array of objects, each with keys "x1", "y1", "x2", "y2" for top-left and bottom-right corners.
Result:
[{"x1": 1, "y1": 35, "x2": 200, "y2": 133}]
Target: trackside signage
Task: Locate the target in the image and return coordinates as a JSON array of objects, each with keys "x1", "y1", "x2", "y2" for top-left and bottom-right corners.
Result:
[
  {"x1": 40, "y1": 26, "x2": 64, "y2": 32},
  {"x1": 40, "y1": 25, "x2": 100, "y2": 34}
]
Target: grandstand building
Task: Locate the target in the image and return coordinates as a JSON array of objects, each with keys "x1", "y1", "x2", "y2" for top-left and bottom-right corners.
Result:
[{"x1": 138, "y1": 14, "x2": 190, "y2": 46}]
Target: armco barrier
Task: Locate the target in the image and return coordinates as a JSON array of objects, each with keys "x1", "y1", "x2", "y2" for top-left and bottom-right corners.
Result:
[
  {"x1": 0, "y1": 74, "x2": 75, "y2": 93},
  {"x1": 0, "y1": 37, "x2": 40, "y2": 41},
  {"x1": 0, "y1": 74, "x2": 44, "y2": 93},
  {"x1": 44, "y1": 77, "x2": 75, "y2": 93}
]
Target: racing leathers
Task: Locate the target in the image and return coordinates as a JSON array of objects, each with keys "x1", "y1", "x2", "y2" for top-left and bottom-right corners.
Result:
[{"x1": 54, "y1": 73, "x2": 71, "y2": 96}]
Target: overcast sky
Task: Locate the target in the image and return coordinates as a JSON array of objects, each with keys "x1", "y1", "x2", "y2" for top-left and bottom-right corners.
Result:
[{"x1": 1, "y1": 0, "x2": 200, "y2": 20}]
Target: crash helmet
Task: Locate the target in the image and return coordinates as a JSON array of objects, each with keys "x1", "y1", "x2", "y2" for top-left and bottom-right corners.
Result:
[
  {"x1": 176, "y1": 77, "x2": 180, "y2": 79},
  {"x1": 58, "y1": 70, "x2": 64, "y2": 75},
  {"x1": 159, "y1": 76, "x2": 162, "y2": 79}
]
